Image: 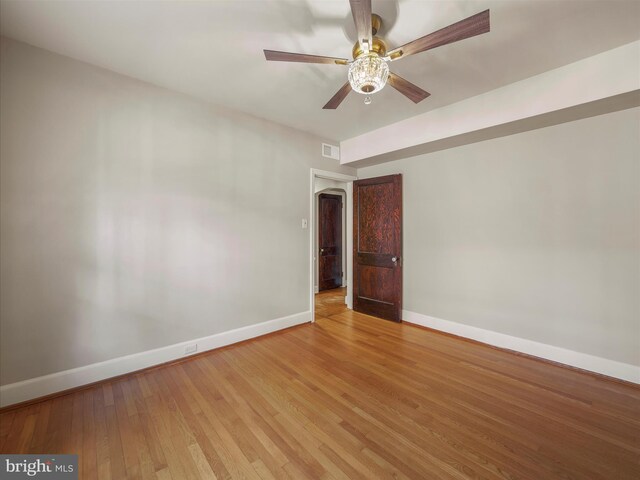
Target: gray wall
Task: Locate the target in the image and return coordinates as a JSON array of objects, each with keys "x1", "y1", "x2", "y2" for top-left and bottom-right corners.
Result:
[
  {"x1": 0, "y1": 37, "x2": 355, "y2": 385},
  {"x1": 358, "y1": 107, "x2": 640, "y2": 366}
]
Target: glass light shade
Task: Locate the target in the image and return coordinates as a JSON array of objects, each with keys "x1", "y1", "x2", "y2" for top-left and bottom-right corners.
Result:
[{"x1": 348, "y1": 55, "x2": 389, "y2": 94}]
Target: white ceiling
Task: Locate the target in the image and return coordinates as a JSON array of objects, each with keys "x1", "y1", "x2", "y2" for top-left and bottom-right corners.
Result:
[{"x1": 1, "y1": 0, "x2": 639, "y2": 141}]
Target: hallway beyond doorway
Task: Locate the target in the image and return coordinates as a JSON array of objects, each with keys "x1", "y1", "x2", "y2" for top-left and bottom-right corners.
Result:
[{"x1": 314, "y1": 287, "x2": 347, "y2": 321}]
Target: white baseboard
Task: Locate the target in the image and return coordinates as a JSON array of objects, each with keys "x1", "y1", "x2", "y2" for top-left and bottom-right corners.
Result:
[
  {"x1": 402, "y1": 310, "x2": 640, "y2": 384},
  {"x1": 314, "y1": 286, "x2": 319, "y2": 293},
  {"x1": 0, "y1": 311, "x2": 311, "y2": 407}
]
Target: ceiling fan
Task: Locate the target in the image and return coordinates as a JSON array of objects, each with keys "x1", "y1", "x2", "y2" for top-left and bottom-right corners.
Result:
[{"x1": 264, "y1": 0, "x2": 490, "y2": 109}]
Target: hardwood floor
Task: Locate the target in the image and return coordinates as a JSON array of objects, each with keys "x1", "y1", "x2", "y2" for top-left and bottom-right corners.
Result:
[
  {"x1": 315, "y1": 287, "x2": 348, "y2": 319},
  {"x1": 1, "y1": 287, "x2": 638, "y2": 479}
]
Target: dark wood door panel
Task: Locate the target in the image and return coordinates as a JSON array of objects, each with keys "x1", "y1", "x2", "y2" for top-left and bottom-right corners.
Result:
[
  {"x1": 357, "y1": 265, "x2": 395, "y2": 303},
  {"x1": 354, "y1": 296, "x2": 399, "y2": 320},
  {"x1": 319, "y1": 193, "x2": 343, "y2": 291},
  {"x1": 319, "y1": 255, "x2": 341, "y2": 290},
  {"x1": 356, "y1": 253, "x2": 397, "y2": 268},
  {"x1": 321, "y1": 246, "x2": 340, "y2": 256},
  {"x1": 353, "y1": 175, "x2": 402, "y2": 322},
  {"x1": 357, "y1": 182, "x2": 396, "y2": 254}
]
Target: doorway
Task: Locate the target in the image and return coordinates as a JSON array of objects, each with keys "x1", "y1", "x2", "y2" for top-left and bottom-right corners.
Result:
[
  {"x1": 309, "y1": 169, "x2": 357, "y2": 322},
  {"x1": 318, "y1": 192, "x2": 343, "y2": 291}
]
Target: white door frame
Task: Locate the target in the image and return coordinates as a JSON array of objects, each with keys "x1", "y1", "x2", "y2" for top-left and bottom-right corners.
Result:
[{"x1": 310, "y1": 169, "x2": 358, "y2": 322}]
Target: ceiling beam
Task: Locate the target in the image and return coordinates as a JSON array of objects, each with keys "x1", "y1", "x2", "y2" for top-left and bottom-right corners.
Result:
[{"x1": 340, "y1": 41, "x2": 640, "y2": 167}]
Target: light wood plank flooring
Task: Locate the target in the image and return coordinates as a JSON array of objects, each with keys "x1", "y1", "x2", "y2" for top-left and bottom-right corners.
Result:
[{"x1": 1, "y1": 287, "x2": 638, "y2": 479}]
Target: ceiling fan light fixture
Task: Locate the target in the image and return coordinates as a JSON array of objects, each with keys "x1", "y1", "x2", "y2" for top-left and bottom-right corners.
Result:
[
  {"x1": 265, "y1": 3, "x2": 490, "y2": 110},
  {"x1": 348, "y1": 54, "x2": 389, "y2": 95}
]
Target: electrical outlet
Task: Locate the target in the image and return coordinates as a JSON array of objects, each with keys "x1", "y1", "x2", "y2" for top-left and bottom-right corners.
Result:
[{"x1": 184, "y1": 344, "x2": 197, "y2": 355}]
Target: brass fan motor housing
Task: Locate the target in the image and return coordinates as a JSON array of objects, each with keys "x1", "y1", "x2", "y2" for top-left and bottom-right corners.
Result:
[
  {"x1": 352, "y1": 36, "x2": 388, "y2": 59},
  {"x1": 352, "y1": 14, "x2": 386, "y2": 59},
  {"x1": 370, "y1": 13, "x2": 382, "y2": 36}
]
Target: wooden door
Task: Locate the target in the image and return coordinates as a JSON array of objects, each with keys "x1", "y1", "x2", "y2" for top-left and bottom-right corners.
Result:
[
  {"x1": 353, "y1": 174, "x2": 402, "y2": 322},
  {"x1": 318, "y1": 193, "x2": 343, "y2": 291}
]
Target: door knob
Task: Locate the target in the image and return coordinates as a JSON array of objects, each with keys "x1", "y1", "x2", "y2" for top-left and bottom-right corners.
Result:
[{"x1": 392, "y1": 256, "x2": 398, "y2": 264}]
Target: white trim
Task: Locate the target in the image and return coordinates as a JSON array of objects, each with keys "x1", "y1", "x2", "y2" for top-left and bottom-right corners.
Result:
[
  {"x1": 310, "y1": 169, "x2": 357, "y2": 321},
  {"x1": 310, "y1": 170, "x2": 315, "y2": 320},
  {"x1": 312, "y1": 168, "x2": 356, "y2": 182},
  {"x1": 402, "y1": 310, "x2": 640, "y2": 384},
  {"x1": 0, "y1": 311, "x2": 311, "y2": 407},
  {"x1": 345, "y1": 181, "x2": 354, "y2": 310}
]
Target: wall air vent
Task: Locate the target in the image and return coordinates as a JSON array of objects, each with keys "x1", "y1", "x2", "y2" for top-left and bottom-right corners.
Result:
[{"x1": 322, "y1": 143, "x2": 340, "y2": 160}]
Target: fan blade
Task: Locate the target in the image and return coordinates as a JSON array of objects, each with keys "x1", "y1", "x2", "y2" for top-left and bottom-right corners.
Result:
[
  {"x1": 387, "y1": 9, "x2": 489, "y2": 60},
  {"x1": 264, "y1": 50, "x2": 348, "y2": 65},
  {"x1": 323, "y1": 82, "x2": 352, "y2": 109},
  {"x1": 387, "y1": 73, "x2": 430, "y2": 103},
  {"x1": 350, "y1": 0, "x2": 372, "y2": 51}
]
